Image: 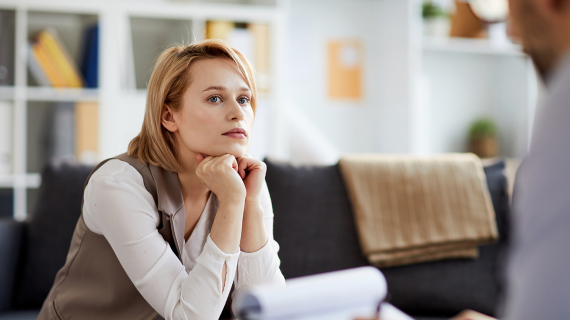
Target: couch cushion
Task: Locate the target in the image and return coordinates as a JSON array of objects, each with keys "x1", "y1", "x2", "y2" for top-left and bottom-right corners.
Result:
[
  {"x1": 0, "y1": 310, "x2": 39, "y2": 320},
  {"x1": 14, "y1": 160, "x2": 94, "y2": 309},
  {"x1": 265, "y1": 158, "x2": 509, "y2": 318},
  {"x1": 265, "y1": 159, "x2": 369, "y2": 279}
]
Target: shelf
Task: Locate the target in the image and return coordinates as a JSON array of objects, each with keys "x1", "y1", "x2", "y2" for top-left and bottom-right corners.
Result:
[
  {"x1": 0, "y1": 173, "x2": 42, "y2": 188},
  {"x1": 26, "y1": 87, "x2": 99, "y2": 102},
  {"x1": 0, "y1": 86, "x2": 15, "y2": 100},
  {"x1": 422, "y1": 37, "x2": 525, "y2": 57}
]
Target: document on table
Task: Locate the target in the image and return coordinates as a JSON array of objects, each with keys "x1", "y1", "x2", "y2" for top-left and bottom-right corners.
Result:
[{"x1": 233, "y1": 266, "x2": 413, "y2": 320}]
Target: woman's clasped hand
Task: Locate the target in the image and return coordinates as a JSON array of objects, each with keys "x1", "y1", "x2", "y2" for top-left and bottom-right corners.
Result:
[{"x1": 196, "y1": 153, "x2": 267, "y2": 206}]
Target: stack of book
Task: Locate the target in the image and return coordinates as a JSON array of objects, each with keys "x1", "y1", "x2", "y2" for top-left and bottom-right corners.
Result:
[{"x1": 28, "y1": 26, "x2": 99, "y2": 89}]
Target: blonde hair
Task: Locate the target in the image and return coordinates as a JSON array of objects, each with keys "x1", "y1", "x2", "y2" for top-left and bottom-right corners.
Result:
[{"x1": 128, "y1": 39, "x2": 257, "y2": 172}]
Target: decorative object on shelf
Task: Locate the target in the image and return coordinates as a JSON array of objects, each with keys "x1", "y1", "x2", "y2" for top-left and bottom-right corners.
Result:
[
  {"x1": 28, "y1": 28, "x2": 84, "y2": 88},
  {"x1": 469, "y1": 118, "x2": 499, "y2": 158},
  {"x1": 422, "y1": 1, "x2": 451, "y2": 38},
  {"x1": 327, "y1": 39, "x2": 363, "y2": 100},
  {"x1": 43, "y1": 102, "x2": 76, "y2": 163},
  {"x1": 0, "y1": 10, "x2": 15, "y2": 86},
  {"x1": 467, "y1": 0, "x2": 510, "y2": 45},
  {"x1": 0, "y1": 101, "x2": 12, "y2": 174},
  {"x1": 450, "y1": 0, "x2": 486, "y2": 38}
]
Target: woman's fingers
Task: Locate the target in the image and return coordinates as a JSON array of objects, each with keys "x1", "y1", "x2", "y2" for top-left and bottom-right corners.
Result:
[
  {"x1": 237, "y1": 157, "x2": 265, "y2": 179},
  {"x1": 196, "y1": 153, "x2": 205, "y2": 165}
]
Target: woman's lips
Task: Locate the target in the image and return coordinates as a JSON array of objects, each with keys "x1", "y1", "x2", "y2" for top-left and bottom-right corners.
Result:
[
  {"x1": 222, "y1": 128, "x2": 247, "y2": 139},
  {"x1": 223, "y1": 132, "x2": 247, "y2": 139}
]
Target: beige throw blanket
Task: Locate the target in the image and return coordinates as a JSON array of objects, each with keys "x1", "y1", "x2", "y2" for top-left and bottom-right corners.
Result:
[{"x1": 339, "y1": 154, "x2": 498, "y2": 268}]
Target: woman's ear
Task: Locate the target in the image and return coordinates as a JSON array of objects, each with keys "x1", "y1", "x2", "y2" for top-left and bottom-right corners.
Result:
[{"x1": 161, "y1": 104, "x2": 178, "y2": 133}]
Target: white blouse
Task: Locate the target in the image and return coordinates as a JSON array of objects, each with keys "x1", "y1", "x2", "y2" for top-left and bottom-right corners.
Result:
[{"x1": 82, "y1": 159, "x2": 286, "y2": 320}]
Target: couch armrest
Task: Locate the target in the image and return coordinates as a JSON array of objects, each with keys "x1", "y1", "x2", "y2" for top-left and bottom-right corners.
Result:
[{"x1": 0, "y1": 218, "x2": 26, "y2": 312}]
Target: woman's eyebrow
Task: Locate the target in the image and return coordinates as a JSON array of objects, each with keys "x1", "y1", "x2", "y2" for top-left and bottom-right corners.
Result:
[
  {"x1": 202, "y1": 86, "x2": 251, "y2": 92},
  {"x1": 203, "y1": 86, "x2": 226, "y2": 92}
]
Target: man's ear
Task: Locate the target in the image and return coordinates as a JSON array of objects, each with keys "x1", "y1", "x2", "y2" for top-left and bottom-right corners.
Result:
[{"x1": 161, "y1": 104, "x2": 178, "y2": 133}]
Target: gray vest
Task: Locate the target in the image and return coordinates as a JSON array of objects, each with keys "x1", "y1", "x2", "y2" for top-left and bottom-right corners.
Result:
[{"x1": 37, "y1": 153, "x2": 186, "y2": 320}]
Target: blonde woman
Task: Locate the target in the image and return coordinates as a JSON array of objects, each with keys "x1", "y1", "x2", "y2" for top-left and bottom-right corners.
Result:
[{"x1": 38, "y1": 40, "x2": 285, "y2": 320}]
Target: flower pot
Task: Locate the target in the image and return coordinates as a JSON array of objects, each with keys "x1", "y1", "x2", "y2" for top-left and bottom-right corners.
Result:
[{"x1": 470, "y1": 137, "x2": 498, "y2": 158}]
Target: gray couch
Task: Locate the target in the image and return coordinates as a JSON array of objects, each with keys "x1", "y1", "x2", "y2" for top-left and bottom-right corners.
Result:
[{"x1": 0, "y1": 158, "x2": 509, "y2": 320}]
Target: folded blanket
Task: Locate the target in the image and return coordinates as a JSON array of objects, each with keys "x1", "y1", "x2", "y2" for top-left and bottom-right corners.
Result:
[{"x1": 339, "y1": 154, "x2": 498, "y2": 268}]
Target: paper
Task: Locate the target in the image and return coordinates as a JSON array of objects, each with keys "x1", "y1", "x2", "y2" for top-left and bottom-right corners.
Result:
[{"x1": 234, "y1": 267, "x2": 388, "y2": 320}]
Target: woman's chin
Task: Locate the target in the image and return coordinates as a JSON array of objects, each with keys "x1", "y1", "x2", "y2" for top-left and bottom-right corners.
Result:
[{"x1": 205, "y1": 147, "x2": 248, "y2": 159}]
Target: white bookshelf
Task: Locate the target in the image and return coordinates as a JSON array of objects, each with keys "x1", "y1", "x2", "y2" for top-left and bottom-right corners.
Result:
[
  {"x1": 422, "y1": 37, "x2": 525, "y2": 56},
  {"x1": 414, "y1": 35, "x2": 538, "y2": 158},
  {"x1": 0, "y1": 0, "x2": 288, "y2": 220}
]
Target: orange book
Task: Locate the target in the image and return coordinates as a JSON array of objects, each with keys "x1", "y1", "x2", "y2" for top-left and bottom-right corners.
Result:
[
  {"x1": 38, "y1": 29, "x2": 83, "y2": 88},
  {"x1": 32, "y1": 42, "x2": 66, "y2": 87},
  {"x1": 75, "y1": 101, "x2": 99, "y2": 163}
]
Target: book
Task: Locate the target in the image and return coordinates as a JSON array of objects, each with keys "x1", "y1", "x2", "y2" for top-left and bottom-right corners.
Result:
[
  {"x1": 206, "y1": 20, "x2": 235, "y2": 41},
  {"x1": 75, "y1": 101, "x2": 98, "y2": 164},
  {"x1": 249, "y1": 23, "x2": 270, "y2": 92},
  {"x1": 80, "y1": 24, "x2": 99, "y2": 88},
  {"x1": 234, "y1": 267, "x2": 413, "y2": 320},
  {"x1": 31, "y1": 40, "x2": 66, "y2": 87},
  {"x1": 28, "y1": 42, "x2": 51, "y2": 87},
  {"x1": 37, "y1": 28, "x2": 84, "y2": 87}
]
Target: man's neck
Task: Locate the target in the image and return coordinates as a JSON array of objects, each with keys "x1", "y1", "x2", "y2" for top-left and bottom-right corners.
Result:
[{"x1": 545, "y1": 47, "x2": 570, "y2": 87}]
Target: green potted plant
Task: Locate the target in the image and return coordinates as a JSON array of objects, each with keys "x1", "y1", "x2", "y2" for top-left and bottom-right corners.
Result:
[
  {"x1": 469, "y1": 118, "x2": 499, "y2": 158},
  {"x1": 422, "y1": 1, "x2": 451, "y2": 38}
]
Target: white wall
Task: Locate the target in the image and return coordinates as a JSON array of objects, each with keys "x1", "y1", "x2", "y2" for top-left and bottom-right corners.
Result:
[
  {"x1": 286, "y1": 0, "x2": 416, "y2": 156},
  {"x1": 422, "y1": 52, "x2": 532, "y2": 158}
]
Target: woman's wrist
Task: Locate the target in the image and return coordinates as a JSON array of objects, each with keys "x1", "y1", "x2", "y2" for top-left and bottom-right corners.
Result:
[
  {"x1": 240, "y1": 201, "x2": 267, "y2": 253},
  {"x1": 244, "y1": 197, "x2": 262, "y2": 211},
  {"x1": 218, "y1": 192, "x2": 247, "y2": 208}
]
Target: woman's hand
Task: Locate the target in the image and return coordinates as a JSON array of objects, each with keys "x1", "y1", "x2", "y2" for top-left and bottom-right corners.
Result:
[
  {"x1": 196, "y1": 154, "x2": 246, "y2": 205},
  {"x1": 235, "y1": 156, "x2": 268, "y2": 253},
  {"x1": 236, "y1": 156, "x2": 267, "y2": 205}
]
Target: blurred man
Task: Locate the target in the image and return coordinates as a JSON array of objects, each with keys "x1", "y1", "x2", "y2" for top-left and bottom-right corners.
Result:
[
  {"x1": 501, "y1": 0, "x2": 570, "y2": 319},
  {"x1": 366, "y1": 0, "x2": 570, "y2": 319}
]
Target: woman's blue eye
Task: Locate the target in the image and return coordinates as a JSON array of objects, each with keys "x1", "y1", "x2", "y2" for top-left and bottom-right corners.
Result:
[
  {"x1": 209, "y1": 96, "x2": 220, "y2": 103},
  {"x1": 238, "y1": 97, "x2": 248, "y2": 105}
]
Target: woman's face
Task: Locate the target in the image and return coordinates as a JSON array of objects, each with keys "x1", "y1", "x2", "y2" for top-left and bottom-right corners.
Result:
[{"x1": 165, "y1": 57, "x2": 254, "y2": 161}]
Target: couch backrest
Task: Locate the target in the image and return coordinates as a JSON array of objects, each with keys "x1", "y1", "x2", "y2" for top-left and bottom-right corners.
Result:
[
  {"x1": 13, "y1": 160, "x2": 94, "y2": 309},
  {"x1": 265, "y1": 158, "x2": 509, "y2": 318}
]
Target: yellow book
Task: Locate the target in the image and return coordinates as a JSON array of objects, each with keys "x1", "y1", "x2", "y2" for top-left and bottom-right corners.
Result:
[
  {"x1": 38, "y1": 29, "x2": 83, "y2": 88},
  {"x1": 249, "y1": 23, "x2": 270, "y2": 92},
  {"x1": 205, "y1": 21, "x2": 234, "y2": 41},
  {"x1": 32, "y1": 42, "x2": 66, "y2": 87}
]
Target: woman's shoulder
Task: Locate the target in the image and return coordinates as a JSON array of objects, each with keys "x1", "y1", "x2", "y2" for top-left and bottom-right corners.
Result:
[
  {"x1": 89, "y1": 159, "x2": 145, "y2": 187},
  {"x1": 84, "y1": 159, "x2": 159, "y2": 234}
]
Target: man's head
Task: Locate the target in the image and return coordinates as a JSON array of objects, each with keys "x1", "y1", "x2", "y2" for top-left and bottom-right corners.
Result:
[{"x1": 508, "y1": 0, "x2": 570, "y2": 77}]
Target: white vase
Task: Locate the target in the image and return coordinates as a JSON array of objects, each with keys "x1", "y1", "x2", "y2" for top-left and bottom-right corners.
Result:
[{"x1": 423, "y1": 17, "x2": 451, "y2": 38}]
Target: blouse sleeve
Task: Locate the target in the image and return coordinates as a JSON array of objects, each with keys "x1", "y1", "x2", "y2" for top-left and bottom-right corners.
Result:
[
  {"x1": 83, "y1": 159, "x2": 239, "y2": 320},
  {"x1": 231, "y1": 181, "x2": 286, "y2": 314}
]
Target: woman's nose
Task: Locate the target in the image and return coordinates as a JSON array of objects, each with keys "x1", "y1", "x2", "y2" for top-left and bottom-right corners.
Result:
[{"x1": 228, "y1": 100, "x2": 245, "y2": 121}]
